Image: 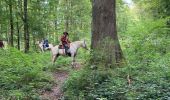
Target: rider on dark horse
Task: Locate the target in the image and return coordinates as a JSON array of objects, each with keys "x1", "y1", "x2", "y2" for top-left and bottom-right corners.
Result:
[
  {"x1": 43, "y1": 38, "x2": 49, "y2": 49},
  {"x1": 60, "y1": 32, "x2": 71, "y2": 54}
]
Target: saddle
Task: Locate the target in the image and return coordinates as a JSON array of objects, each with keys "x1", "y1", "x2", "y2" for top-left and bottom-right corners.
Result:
[
  {"x1": 58, "y1": 44, "x2": 70, "y2": 49},
  {"x1": 58, "y1": 45, "x2": 64, "y2": 49},
  {"x1": 58, "y1": 44, "x2": 71, "y2": 56}
]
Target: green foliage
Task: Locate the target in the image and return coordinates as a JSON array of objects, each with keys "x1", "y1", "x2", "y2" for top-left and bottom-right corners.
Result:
[
  {"x1": 0, "y1": 0, "x2": 91, "y2": 50},
  {"x1": 133, "y1": 0, "x2": 170, "y2": 18},
  {"x1": 0, "y1": 48, "x2": 53, "y2": 99},
  {"x1": 62, "y1": 66, "x2": 132, "y2": 100},
  {"x1": 63, "y1": 52, "x2": 170, "y2": 99},
  {"x1": 0, "y1": 0, "x2": 169, "y2": 99},
  {"x1": 62, "y1": 0, "x2": 170, "y2": 99},
  {"x1": 46, "y1": 56, "x2": 72, "y2": 72}
]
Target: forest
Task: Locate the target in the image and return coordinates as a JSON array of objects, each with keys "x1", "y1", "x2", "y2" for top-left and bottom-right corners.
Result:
[{"x1": 0, "y1": 0, "x2": 170, "y2": 99}]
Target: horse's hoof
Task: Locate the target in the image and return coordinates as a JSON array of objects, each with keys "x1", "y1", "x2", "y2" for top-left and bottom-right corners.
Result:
[
  {"x1": 71, "y1": 64, "x2": 75, "y2": 69},
  {"x1": 71, "y1": 64, "x2": 74, "y2": 67}
]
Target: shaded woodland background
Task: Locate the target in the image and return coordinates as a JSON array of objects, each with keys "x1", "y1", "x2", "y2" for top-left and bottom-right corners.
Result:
[
  {"x1": 0, "y1": 0, "x2": 91, "y2": 52},
  {"x1": 0, "y1": 0, "x2": 170, "y2": 99}
]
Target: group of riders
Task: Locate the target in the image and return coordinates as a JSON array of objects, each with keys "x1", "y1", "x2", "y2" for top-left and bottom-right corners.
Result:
[
  {"x1": 42, "y1": 32, "x2": 70, "y2": 54},
  {"x1": 0, "y1": 32, "x2": 71, "y2": 54}
]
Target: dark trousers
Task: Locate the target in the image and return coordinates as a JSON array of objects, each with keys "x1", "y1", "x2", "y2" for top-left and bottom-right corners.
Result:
[
  {"x1": 43, "y1": 43, "x2": 49, "y2": 48},
  {"x1": 63, "y1": 44, "x2": 69, "y2": 53}
]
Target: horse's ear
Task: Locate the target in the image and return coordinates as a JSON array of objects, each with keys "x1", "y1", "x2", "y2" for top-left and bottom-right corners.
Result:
[{"x1": 35, "y1": 41, "x2": 39, "y2": 44}]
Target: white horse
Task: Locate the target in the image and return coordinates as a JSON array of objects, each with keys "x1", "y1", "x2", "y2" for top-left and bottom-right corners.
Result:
[
  {"x1": 51, "y1": 40, "x2": 88, "y2": 66},
  {"x1": 36, "y1": 41, "x2": 53, "y2": 52}
]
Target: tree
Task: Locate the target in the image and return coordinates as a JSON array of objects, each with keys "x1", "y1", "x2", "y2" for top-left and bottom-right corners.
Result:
[
  {"x1": 91, "y1": 0, "x2": 123, "y2": 66},
  {"x1": 8, "y1": 0, "x2": 14, "y2": 47},
  {"x1": 23, "y1": 0, "x2": 29, "y2": 53}
]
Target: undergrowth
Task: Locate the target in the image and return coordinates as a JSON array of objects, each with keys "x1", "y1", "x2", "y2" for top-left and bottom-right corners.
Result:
[
  {"x1": 0, "y1": 48, "x2": 53, "y2": 100},
  {"x1": 62, "y1": 51, "x2": 170, "y2": 100},
  {"x1": 62, "y1": 18, "x2": 170, "y2": 100}
]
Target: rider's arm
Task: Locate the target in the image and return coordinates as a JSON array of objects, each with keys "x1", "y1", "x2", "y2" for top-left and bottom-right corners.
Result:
[
  {"x1": 67, "y1": 39, "x2": 71, "y2": 43},
  {"x1": 66, "y1": 36, "x2": 70, "y2": 43}
]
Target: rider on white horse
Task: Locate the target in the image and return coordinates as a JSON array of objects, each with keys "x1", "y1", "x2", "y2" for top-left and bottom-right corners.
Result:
[
  {"x1": 51, "y1": 39, "x2": 88, "y2": 67},
  {"x1": 60, "y1": 32, "x2": 71, "y2": 55},
  {"x1": 37, "y1": 39, "x2": 53, "y2": 52},
  {"x1": 42, "y1": 38, "x2": 49, "y2": 49}
]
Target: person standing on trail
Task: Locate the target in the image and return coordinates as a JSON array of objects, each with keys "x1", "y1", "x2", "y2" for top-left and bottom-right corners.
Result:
[{"x1": 60, "y1": 32, "x2": 71, "y2": 54}]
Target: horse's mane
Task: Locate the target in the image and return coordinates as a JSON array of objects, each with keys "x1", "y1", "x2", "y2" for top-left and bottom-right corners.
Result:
[
  {"x1": 70, "y1": 40, "x2": 82, "y2": 44},
  {"x1": 52, "y1": 40, "x2": 84, "y2": 48}
]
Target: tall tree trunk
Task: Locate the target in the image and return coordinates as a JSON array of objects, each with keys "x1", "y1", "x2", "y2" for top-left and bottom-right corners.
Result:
[
  {"x1": 16, "y1": 19, "x2": 20, "y2": 50},
  {"x1": 6, "y1": 26, "x2": 9, "y2": 44},
  {"x1": 17, "y1": 0, "x2": 21, "y2": 50},
  {"x1": 23, "y1": 0, "x2": 29, "y2": 53},
  {"x1": 9, "y1": 0, "x2": 14, "y2": 47},
  {"x1": 65, "y1": 16, "x2": 69, "y2": 32},
  {"x1": 91, "y1": 0, "x2": 123, "y2": 66},
  {"x1": 65, "y1": 0, "x2": 69, "y2": 32}
]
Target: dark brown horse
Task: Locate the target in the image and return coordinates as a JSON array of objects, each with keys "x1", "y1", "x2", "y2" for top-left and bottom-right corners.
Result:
[{"x1": 0, "y1": 40, "x2": 4, "y2": 48}]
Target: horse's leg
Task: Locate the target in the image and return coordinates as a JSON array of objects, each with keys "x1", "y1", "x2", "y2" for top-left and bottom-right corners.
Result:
[
  {"x1": 52, "y1": 55, "x2": 56, "y2": 64},
  {"x1": 71, "y1": 54, "x2": 76, "y2": 68},
  {"x1": 40, "y1": 46, "x2": 44, "y2": 52},
  {"x1": 51, "y1": 55, "x2": 54, "y2": 62},
  {"x1": 54, "y1": 54, "x2": 59, "y2": 62},
  {"x1": 71, "y1": 57, "x2": 75, "y2": 68},
  {"x1": 52, "y1": 54, "x2": 59, "y2": 64}
]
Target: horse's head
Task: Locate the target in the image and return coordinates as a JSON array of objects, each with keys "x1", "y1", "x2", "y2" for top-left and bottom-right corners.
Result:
[
  {"x1": 44, "y1": 44, "x2": 53, "y2": 50},
  {"x1": 36, "y1": 41, "x2": 42, "y2": 45},
  {"x1": 82, "y1": 40, "x2": 88, "y2": 50},
  {"x1": 48, "y1": 44, "x2": 53, "y2": 49}
]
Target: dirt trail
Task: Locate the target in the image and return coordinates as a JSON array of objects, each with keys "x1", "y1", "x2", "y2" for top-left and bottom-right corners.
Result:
[
  {"x1": 41, "y1": 71, "x2": 68, "y2": 100},
  {"x1": 41, "y1": 63, "x2": 81, "y2": 100}
]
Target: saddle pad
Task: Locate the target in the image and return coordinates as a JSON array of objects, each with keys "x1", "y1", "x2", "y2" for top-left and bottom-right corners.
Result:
[{"x1": 58, "y1": 45, "x2": 64, "y2": 49}]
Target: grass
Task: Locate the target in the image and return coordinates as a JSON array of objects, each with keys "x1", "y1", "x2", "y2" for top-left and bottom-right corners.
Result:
[
  {"x1": 0, "y1": 47, "x2": 88, "y2": 99},
  {"x1": 0, "y1": 48, "x2": 54, "y2": 99}
]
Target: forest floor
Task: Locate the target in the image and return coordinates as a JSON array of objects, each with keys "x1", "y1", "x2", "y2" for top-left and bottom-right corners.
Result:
[{"x1": 40, "y1": 62, "x2": 81, "y2": 100}]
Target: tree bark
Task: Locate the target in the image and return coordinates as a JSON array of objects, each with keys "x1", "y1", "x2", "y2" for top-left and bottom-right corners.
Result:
[
  {"x1": 91, "y1": 0, "x2": 123, "y2": 65},
  {"x1": 9, "y1": 0, "x2": 14, "y2": 47},
  {"x1": 16, "y1": 19, "x2": 20, "y2": 50},
  {"x1": 16, "y1": 0, "x2": 21, "y2": 50},
  {"x1": 65, "y1": 0, "x2": 69, "y2": 32},
  {"x1": 23, "y1": 0, "x2": 29, "y2": 53}
]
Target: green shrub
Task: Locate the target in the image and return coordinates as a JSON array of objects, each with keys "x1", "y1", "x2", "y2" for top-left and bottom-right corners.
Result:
[
  {"x1": 62, "y1": 17, "x2": 170, "y2": 99},
  {"x1": 0, "y1": 48, "x2": 53, "y2": 99}
]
